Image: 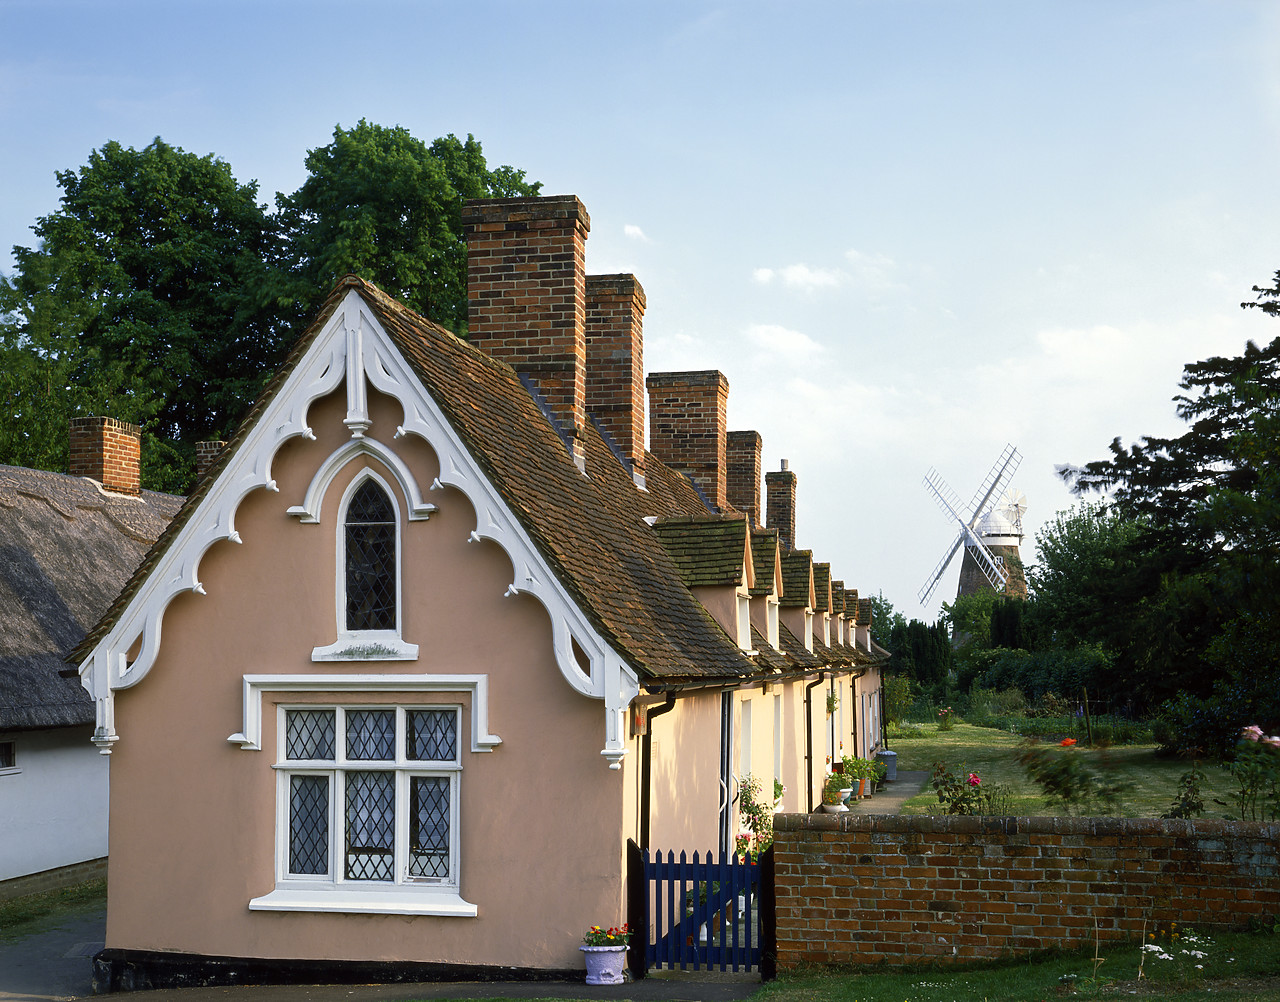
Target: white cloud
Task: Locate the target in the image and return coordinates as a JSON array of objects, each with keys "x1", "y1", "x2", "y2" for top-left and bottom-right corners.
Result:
[
  {"x1": 624, "y1": 224, "x2": 651, "y2": 243},
  {"x1": 843, "y1": 249, "x2": 908, "y2": 296},
  {"x1": 752, "y1": 262, "x2": 843, "y2": 291},
  {"x1": 745, "y1": 323, "x2": 825, "y2": 364},
  {"x1": 753, "y1": 267, "x2": 776, "y2": 284}
]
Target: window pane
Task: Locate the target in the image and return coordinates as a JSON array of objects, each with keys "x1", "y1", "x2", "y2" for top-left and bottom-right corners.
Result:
[
  {"x1": 346, "y1": 709, "x2": 394, "y2": 760},
  {"x1": 289, "y1": 775, "x2": 329, "y2": 875},
  {"x1": 345, "y1": 481, "x2": 396, "y2": 632},
  {"x1": 345, "y1": 771, "x2": 395, "y2": 881},
  {"x1": 286, "y1": 710, "x2": 335, "y2": 760},
  {"x1": 407, "y1": 710, "x2": 457, "y2": 762},
  {"x1": 409, "y1": 776, "x2": 450, "y2": 879}
]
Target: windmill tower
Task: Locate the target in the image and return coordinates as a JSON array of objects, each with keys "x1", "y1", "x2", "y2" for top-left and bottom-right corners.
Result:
[{"x1": 918, "y1": 443, "x2": 1029, "y2": 606}]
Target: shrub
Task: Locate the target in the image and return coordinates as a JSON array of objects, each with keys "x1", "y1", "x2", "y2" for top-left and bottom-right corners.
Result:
[
  {"x1": 1017, "y1": 738, "x2": 1127, "y2": 815},
  {"x1": 930, "y1": 761, "x2": 1013, "y2": 816}
]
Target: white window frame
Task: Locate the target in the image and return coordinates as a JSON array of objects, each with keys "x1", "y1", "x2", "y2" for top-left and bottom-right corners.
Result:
[
  {"x1": 312, "y1": 471, "x2": 417, "y2": 662},
  {"x1": 250, "y1": 703, "x2": 476, "y2": 917}
]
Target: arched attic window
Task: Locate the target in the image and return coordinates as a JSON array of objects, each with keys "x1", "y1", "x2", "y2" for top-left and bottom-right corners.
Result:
[
  {"x1": 345, "y1": 479, "x2": 397, "y2": 632},
  {"x1": 313, "y1": 472, "x2": 418, "y2": 661}
]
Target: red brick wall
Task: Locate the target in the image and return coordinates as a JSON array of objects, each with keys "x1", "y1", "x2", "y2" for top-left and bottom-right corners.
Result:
[
  {"x1": 765, "y1": 465, "x2": 797, "y2": 552},
  {"x1": 69, "y1": 416, "x2": 141, "y2": 495},
  {"x1": 646, "y1": 371, "x2": 729, "y2": 510},
  {"x1": 726, "y1": 430, "x2": 762, "y2": 527},
  {"x1": 463, "y1": 196, "x2": 590, "y2": 462},
  {"x1": 774, "y1": 813, "x2": 1280, "y2": 969},
  {"x1": 585, "y1": 274, "x2": 646, "y2": 478}
]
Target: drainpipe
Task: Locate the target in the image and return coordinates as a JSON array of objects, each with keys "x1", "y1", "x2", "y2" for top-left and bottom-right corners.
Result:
[
  {"x1": 803, "y1": 672, "x2": 826, "y2": 813},
  {"x1": 640, "y1": 694, "x2": 677, "y2": 849}
]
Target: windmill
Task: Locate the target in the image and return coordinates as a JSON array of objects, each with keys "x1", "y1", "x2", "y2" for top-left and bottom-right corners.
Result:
[{"x1": 918, "y1": 443, "x2": 1028, "y2": 606}]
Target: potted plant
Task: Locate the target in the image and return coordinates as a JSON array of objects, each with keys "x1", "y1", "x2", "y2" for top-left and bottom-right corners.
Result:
[
  {"x1": 821, "y1": 772, "x2": 848, "y2": 812},
  {"x1": 581, "y1": 924, "x2": 630, "y2": 985}
]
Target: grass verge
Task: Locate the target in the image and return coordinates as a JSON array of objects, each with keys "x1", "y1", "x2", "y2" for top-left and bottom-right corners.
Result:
[
  {"x1": 0, "y1": 876, "x2": 107, "y2": 943},
  {"x1": 753, "y1": 926, "x2": 1280, "y2": 1002},
  {"x1": 887, "y1": 721, "x2": 1230, "y2": 818}
]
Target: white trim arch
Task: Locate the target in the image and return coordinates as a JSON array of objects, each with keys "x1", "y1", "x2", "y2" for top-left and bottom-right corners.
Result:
[
  {"x1": 78, "y1": 290, "x2": 639, "y2": 766},
  {"x1": 287, "y1": 438, "x2": 437, "y2": 524}
]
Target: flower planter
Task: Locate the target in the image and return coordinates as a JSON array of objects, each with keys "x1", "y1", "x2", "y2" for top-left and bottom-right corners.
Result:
[
  {"x1": 581, "y1": 945, "x2": 627, "y2": 985},
  {"x1": 820, "y1": 801, "x2": 848, "y2": 812}
]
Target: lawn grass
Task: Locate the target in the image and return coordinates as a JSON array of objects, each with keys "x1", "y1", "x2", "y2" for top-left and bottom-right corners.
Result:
[
  {"x1": 0, "y1": 876, "x2": 107, "y2": 943},
  {"x1": 886, "y1": 720, "x2": 1231, "y2": 818}
]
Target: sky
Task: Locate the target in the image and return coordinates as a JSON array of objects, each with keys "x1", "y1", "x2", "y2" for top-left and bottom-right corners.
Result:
[{"x1": 3, "y1": 0, "x2": 1279, "y2": 622}]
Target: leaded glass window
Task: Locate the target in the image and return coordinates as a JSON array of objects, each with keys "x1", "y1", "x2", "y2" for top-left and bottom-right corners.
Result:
[
  {"x1": 280, "y1": 706, "x2": 459, "y2": 887},
  {"x1": 345, "y1": 480, "x2": 396, "y2": 632}
]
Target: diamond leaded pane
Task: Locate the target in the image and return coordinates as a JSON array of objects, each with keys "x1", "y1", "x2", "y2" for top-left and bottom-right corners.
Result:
[
  {"x1": 409, "y1": 776, "x2": 450, "y2": 879},
  {"x1": 289, "y1": 775, "x2": 329, "y2": 875},
  {"x1": 345, "y1": 482, "x2": 396, "y2": 632},
  {"x1": 286, "y1": 710, "x2": 335, "y2": 761},
  {"x1": 346, "y1": 709, "x2": 395, "y2": 760},
  {"x1": 345, "y1": 771, "x2": 394, "y2": 881},
  {"x1": 407, "y1": 710, "x2": 457, "y2": 762}
]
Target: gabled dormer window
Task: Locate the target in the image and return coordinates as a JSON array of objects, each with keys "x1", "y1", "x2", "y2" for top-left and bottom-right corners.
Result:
[
  {"x1": 346, "y1": 480, "x2": 396, "y2": 632},
  {"x1": 313, "y1": 472, "x2": 418, "y2": 662}
]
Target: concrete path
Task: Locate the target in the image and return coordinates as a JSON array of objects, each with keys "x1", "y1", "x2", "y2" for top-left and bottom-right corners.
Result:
[{"x1": 0, "y1": 773, "x2": 929, "y2": 1002}]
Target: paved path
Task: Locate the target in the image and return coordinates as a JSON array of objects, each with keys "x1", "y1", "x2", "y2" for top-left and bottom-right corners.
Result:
[{"x1": 0, "y1": 773, "x2": 929, "y2": 1002}]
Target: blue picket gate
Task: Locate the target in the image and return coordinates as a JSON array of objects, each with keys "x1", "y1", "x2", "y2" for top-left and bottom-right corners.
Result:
[{"x1": 634, "y1": 846, "x2": 767, "y2": 972}]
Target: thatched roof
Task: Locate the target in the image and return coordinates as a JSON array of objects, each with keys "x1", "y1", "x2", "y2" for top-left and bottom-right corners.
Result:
[{"x1": 0, "y1": 465, "x2": 180, "y2": 730}]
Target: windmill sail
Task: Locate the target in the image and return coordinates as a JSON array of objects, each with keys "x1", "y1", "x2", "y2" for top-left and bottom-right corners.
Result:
[{"x1": 917, "y1": 444, "x2": 1023, "y2": 606}]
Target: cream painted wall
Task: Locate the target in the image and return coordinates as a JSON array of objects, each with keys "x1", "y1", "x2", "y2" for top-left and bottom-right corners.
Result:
[
  {"x1": 105, "y1": 389, "x2": 629, "y2": 969},
  {"x1": 644, "y1": 690, "x2": 722, "y2": 852}
]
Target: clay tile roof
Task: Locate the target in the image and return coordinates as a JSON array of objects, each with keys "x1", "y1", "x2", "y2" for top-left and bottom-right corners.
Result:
[
  {"x1": 858, "y1": 598, "x2": 874, "y2": 626},
  {"x1": 75, "y1": 278, "x2": 755, "y2": 685},
  {"x1": 652, "y1": 516, "x2": 750, "y2": 588},
  {"x1": 810, "y1": 634, "x2": 851, "y2": 667},
  {"x1": 812, "y1": 562, "x2": 831, "y2": 613},
  {"x1": 748, "y1": 528, "x2": 780, "y2": 598},
  {"x1": 749, "y1": 625, "x2": 790, "y2": 673},
  {"x1": 779, "y1": 550, "x2": 814, "y2": 608},
  {"x1": 830, "y1": 580, "x2": 845, "y2": 615},
  {"x1": 777, "y1": 621, "x2": 822, "y2": 668},
  {"x1": 2, "y1": 466, "x2": 180, "y2": 729}
]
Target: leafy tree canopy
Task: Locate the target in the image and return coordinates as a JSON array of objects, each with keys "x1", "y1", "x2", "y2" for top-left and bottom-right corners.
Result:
[
  {"x1": 276, "y1": 123, "x2": 541, "y2": 333},
  {"x1": 1, "y1": 126, "x2": 541, "y2": 492},
  {"x1": 866, "y1": 590, "x2": 906, "y2": 647}
]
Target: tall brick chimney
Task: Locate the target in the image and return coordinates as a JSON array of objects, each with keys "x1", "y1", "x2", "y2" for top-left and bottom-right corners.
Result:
[
  {"x1": 585, "y1": 274, "x2": 645, "y2": 483},
  {"x1": 69, "y1": 416, "x2": 141, "y2": 496},
  {"x1": 726, "y1": 430, "x2": 762, "y2": 527},
  {"x1": 766, "y1": 459, "x2": 797, "y2": 551},
  {"x1": 646, "y1": 370, "x2": 729, "y2": 511},
  {"x1": 463, "y1": 196, "x2": 590, "y2": 468}
]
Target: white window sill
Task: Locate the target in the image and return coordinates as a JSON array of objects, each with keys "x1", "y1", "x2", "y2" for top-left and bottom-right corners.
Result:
[
  {"x1": 249, "y1": 884, "x2": 476, "y2": 917},
  {"x1": 312, "y1": 633, "x2": 418, "y2": 662}
]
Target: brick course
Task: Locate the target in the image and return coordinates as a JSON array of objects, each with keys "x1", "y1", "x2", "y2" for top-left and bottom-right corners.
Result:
[
  {"x1": 463, "y1": 196, "x2": 590, "y2": 466},
  {"x1": 773, "y1": 812, "x2": 1280, "y2": 969},
  {"x1": 69, "y1": 416, "x2": 141, "y2": 495},
  {"x1": 726, "y1": 430, "x2": 762, "y2": 527},
  {"x1": 585, "y1": 274, "x2": 646, "y2": 479},
  {"x1": 766, "y1": 464, "x2": 797, "y2": 552},
  {"x1": 646, "y1": 371, "x2": 729, "y2": 510}
]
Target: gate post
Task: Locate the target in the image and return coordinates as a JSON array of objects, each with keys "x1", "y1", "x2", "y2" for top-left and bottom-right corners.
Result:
[
  {"x1": 626, "y1": 839, "x2": 647, "y2": 980},
  {"x1": 758, "y1": 845, "x2": 776, "y2": 980}
]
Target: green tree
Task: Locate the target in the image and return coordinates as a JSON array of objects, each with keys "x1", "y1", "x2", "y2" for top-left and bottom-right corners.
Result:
[
  {"x1": 1064, "y1": 297, "x2": 1280, "y2": 723},
  {"x1": 867, "y1": 590, "x2": 906, "y2": 647},
  {"x1": 1026, "y1": 501, "x2": 1146, "y2": 650},
  {"x1": 0, "y1": 138, "x2": 287, "y2": 491},
  {"x1": 276, "y1": 123, "x2": 541, "y2": 333}
]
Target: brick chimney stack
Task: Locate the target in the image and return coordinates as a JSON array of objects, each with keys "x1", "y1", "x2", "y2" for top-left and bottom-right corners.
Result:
[
  {"x1": 646, "y1": 371, "x2": 729, "y2": 511},
  {"x1": 463, "y1": 196, "x2": 590, "y2": 468},
  {"x1": 69, "y1": 416, "x2": 141, "y2": 496},
  {"x1": 726, "y1": 430, "x2": 762, "y2": 527},
  {"x1": 195, "y1": 440, "x2": 227, "y2": 481},
  {"x1": 585, "y1": 274, "x2": 646, "y2": 483},
  {"x1": 766, "y1": 459, "x2": 797, "y2": 551}
]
